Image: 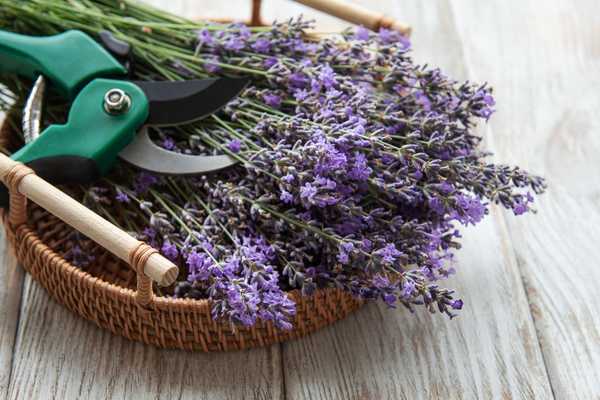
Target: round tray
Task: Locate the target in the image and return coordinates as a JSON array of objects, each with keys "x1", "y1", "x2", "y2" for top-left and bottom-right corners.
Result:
[{"x1": 0, "y1": 119, "x2": 363, "y2": 351}]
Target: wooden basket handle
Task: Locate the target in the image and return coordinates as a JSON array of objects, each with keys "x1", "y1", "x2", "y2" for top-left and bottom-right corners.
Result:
[
  {"x1": 251, "y1": 0, "x2": 410, "y2": 34},
  {"x1": 0, "y1": 154, "x2": 178, "y2": 307},
  {"x1": 251, "y1": 0, "x2": 263, "y2": 26},
  {"x1": 292, "y1": 0, "x2": 411, "y2": 35}
]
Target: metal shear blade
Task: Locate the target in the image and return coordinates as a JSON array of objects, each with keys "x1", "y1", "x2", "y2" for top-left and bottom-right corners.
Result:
[
  {"x1": 21, "y1": 76, "x2": 249, "y2": 175},
  {"x1": 118, "y1": 77, "x2": 248, "y2": 174},
  {"x1": 133, "y1": 77, "x2": 248, "y2": 127},
  {"x1": 119, "y1": 128, "x2": 237, "y2": 175}
]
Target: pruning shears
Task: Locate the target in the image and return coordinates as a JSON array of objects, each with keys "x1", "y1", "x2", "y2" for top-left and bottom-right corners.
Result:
[{"x1": 0, "y1": 29, "x2": 248, "y2": 205}]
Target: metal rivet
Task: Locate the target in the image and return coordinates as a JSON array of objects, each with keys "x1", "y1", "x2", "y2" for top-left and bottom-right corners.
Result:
[{"x1": 104, "y1": 88, "x2": 131, "y2": 115}]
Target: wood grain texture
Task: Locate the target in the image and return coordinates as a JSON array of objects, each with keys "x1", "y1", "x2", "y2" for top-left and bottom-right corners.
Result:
[
  {"x1": 7, "y1": 276, "x2": 282, "y2": 400},
  {"x1": 0, "y1": 229, "x2": 24, "y2": 400},
  {"x1": 228, "y1": 1, "x2": 552, "y2": 396},
  {"x1": 448, "y1": 1, "x2": 600, "y2": 398},
  {"x1": 2, "y1": 0, "x2": 599, "y2": 399},
  {"x1": 0, "y1": 108, "x2": 23, "y2": 400},
  {"x1": 281, "y1": 1, "x2": 554, "y2": 399},
  {"x1": 283, "y1": 216, "x2": 553, "y2": 400}
]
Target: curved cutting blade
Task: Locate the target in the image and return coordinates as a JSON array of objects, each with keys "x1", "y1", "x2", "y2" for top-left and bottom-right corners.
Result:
[
  {"x1": 133, "y1": 77, "x2": 249, "y2": 126},
  {"x1": 22, "y1": 75, "x2": 46, "y2": 144},
  {"x1": 119, "y1": 128, "x2": 237, "y2": 175}
]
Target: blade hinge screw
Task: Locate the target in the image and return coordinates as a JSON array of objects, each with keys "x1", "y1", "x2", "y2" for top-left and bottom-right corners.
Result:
[{"x1": 104, "y1": 88, "x2": 131, "y2": 115}]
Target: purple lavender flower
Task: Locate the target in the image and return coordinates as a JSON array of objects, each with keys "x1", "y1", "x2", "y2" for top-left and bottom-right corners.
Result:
[
  {"x1": 450, "y1": 299, "x2": 464, "y2": 310},
  {"x1": 361, "y1": 239, "x2": 373, "y2": 252},
  {"x1": 252, "y1": 38, "x2": 271, "y2": 53},
  {"x1": 161, "y1": 241, "x2": 179, "y2": 261},
  {"x1": 186, "y1": 251, "x2": 213, "y2": 281},
  {"x1": 288, "y1": 72, "x2": 309, "y2": 89},
  {"x1": 375, "y1": 244, "x2": 403, "y2": 264},
  {"x1": 318, "y1": 65, "x2": 336, "y2": 89},
  {"x1": 310, "y1": 79, "x2": 321, "y2": 94},
  {"x1": 224, "y1": 36, "x2": 245, "y2": 52},
  {"x1": 337, "y1": 242, "x2": 354, "y2": 264},
  {"x1": 203, "y1": 55, "x2": 221, "y2": 73},
  {"x1": 428, "y1": 196, "x2": 445, "y2": 215},
  {"x1": 134, "y1": 172, "x2": 158, "y2": 194},
  {"x1": 294, "y1": 89, "x2": 309, "y2": 101},
  {"x1": 282, "y1": 173, "x2": 295, "y2": 183},
  {"x1": 354, "y1": 25, "x2": 370, "y2": 41},
  {"x1": 237, "y1": 24, "x2": 251, "y2": 39},
  {"x1": 483, "y1": 93, "x2": 495, "y2": 106},
  {"x1": 227, "y1": 139, "x2": 242, "y2": 153},
  {"x1": 401, "y1": 279, "x2": 416, "y2": 299},
  {"x1": 473, "y1": 88, "x2": 496, "y2": 120},
  {"x1": 399, "y1": 35, "x2": 411, "y2": 50},
  {"x1": 196, "y1": 28, "x2": 213, "y2": 45},
  {"x1": 280, "y1": 190, "x2": 294, "y2": 204},
  {"x1": 372, "y1": 274, "x2": 390, "y2": 289},
  {"x1": 160, "y1": 137, "x2": 176, "y2": 150},
  {"x1": 263, "y1": 57, "x2": 278, "y2": 69},
  {"x1": 377, "y1": 26, "x2": 411, "y2": 49},
  {"x1": 348, "y1": 152, "x2": 372, "y2": 181},
  {"x1": 454, "y1": 195, "x2": 487, "y2": 225},
  {"x1": 378, "y1": 27, "x2": 400, "y2": 44},
  {"x1": 115, "y1": 189, "x2": 129, "y2": 203},
  {"x1": 142, "y1": 227, "x2": 156, "y2": 240},
  {"x1": 299, "y1": 182, "x2": 317, "y2": 203},
  {"x1": 414, "y1": 90, "x2": 432, "y2": 111},
  {"x1": 513, "y1": 201, "x2": 528, "y2": 215},
  {"x1": 439, "y1": 182, "x2": 455, "y2": 194},
  {"x1": 382, "y1": 293, "x2": 397, "y2": 307},
  {"x1": 263, "y1": 92, "x2": 282, "y2": 108},
  {"x1": 315, "y1": 143, "x2": 347, "y2": 174}
]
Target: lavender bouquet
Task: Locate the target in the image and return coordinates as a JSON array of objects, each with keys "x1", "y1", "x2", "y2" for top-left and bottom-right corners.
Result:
[{"x1": 0, "y1": 0, "x2": 545, "y2": 330}]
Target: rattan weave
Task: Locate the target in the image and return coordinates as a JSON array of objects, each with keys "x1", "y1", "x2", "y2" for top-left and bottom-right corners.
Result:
[{"x1": 0, "y1": 120, "x2": 363, "y2": 352}]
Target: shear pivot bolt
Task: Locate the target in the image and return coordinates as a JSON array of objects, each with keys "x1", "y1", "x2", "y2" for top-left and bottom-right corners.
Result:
[{"x1": 104, "y1": 88, "x2": 131, "y2": 115}]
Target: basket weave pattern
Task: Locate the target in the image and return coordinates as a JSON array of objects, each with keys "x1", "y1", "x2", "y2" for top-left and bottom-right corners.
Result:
[
  {"x1": 3, "y1": 211, "x2": 363, "y2": 351},
  {"x1": 0, "y1": 123, "x2": 363, "y2": 351}
]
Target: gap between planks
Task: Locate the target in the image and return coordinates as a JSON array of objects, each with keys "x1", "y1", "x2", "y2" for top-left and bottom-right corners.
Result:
[
  {"x1": 0, "y1": 118, "x2": 26, "y2": 400},
  {"x1": 448, "y1": 0, "x2": 600, "y2": 398}
]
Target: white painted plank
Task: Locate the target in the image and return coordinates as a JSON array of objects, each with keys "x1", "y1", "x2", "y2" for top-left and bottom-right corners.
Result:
[
  {"x1": 0, "y1": 108, "x2": 25, "y2": 400},
  {"x1": 144, "y1": 0, "x2": 251, "y2": 21},
  {"x1": 8, "y1": 276, "x2": 282, "y2": 400},
  {"x1": 281, "y1": 1, "x2": 554, "y2": 399},
  {"x1": 0, "y1": 229, "x2": 24, "y2": 400},
  {"x1": 283, "y1": 213, "x2": 552, "y2": 400},
  {"x1": 448, "y1": 1, "x2": 600, "y2": 398}
]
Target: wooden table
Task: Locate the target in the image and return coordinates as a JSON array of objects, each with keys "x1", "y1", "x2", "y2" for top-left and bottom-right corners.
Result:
[{"x1": 1, "y1": 1, "x2": 599, "y2": 399}]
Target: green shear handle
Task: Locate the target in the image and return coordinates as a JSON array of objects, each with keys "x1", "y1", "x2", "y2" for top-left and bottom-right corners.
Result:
[
  {"x1": 0, "y1": 28, "x2": 247, "y2": 209},
  {"x1": 0, "y1": 29, "x2": 148, "y2": 198},
  {"x1": 0, "y1": 30, "x2": 126, "y2": 99}
]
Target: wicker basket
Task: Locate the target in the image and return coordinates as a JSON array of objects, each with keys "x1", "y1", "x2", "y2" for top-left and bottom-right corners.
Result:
[
  {"x1": 0, "y1": 0, "x2": 416, "y2": 352},
  {"x1": 0, "y1": 117, "x2": 363, "y2": 351}
]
